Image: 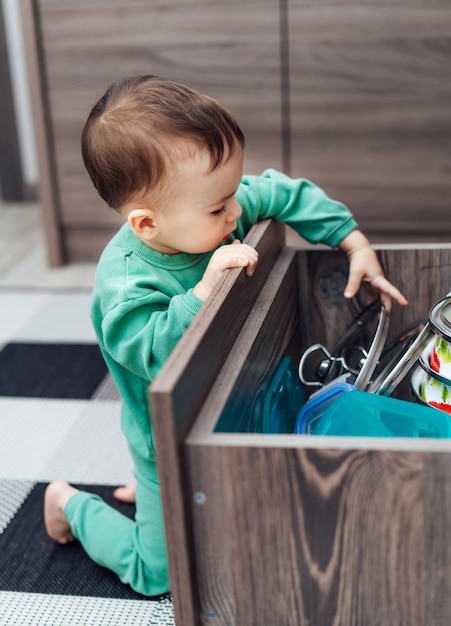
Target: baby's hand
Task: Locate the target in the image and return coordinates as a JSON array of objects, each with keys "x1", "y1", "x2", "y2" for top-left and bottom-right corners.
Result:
[
  {"x1": 339, "y1": 230, "x2": 408, "y2": 312},
  {"x1": 193, "y1": 240, "x2": 259, "y2": 301}
]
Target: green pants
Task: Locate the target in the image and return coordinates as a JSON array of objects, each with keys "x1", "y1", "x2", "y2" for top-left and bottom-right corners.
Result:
[{"x1": 64, "y1": 452, "x2": 169, "y2": 596}]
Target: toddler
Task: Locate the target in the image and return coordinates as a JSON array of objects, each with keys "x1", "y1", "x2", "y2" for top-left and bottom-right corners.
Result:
[{"x1": 44, "y1": 75, "x2": 407, "y2": 596}]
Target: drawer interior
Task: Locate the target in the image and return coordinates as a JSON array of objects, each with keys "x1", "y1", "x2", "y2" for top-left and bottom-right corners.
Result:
[{"x1": 190, "y1": 241, "x2": 451, "y2": 439}]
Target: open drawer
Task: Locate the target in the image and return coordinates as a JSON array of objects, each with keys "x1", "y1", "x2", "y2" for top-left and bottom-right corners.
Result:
[{"x1": 150, "y1": 219, "x2": 451, "y2": 626}]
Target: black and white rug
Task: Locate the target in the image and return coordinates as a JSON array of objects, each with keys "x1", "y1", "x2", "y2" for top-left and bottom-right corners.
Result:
[{"x1": 0, "y1": 288, "x2": 175, "y2": 625}]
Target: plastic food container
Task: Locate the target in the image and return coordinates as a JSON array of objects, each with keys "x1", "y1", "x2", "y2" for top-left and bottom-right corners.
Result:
[
  {"x1": 215, "y1": 356, "x2": 304, "y2": 434},
  {"x1": 301, "y1": 389, "x2": 451, "y2": 438},
  {"x1": 261, "y1": 356, "x2": 304, "y2": 433},
  {"x1": 294, "y1": 376, "x2": 355, "y2": 434}
]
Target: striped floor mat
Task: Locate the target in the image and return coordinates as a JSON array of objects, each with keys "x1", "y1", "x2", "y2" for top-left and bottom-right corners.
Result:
[{"x1": 0, "y1": 288, "x2": 175, "y2": 625}]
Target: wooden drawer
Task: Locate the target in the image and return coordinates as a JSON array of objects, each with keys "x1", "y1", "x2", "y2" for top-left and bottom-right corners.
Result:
[{"x1": 150, "y1": 219, "x2": 451, "y2": 626}]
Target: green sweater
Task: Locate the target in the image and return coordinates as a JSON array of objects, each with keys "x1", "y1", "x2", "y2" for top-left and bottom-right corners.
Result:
[{"x1": 90, "y1": 169, "x2": 357, "y2": 459}]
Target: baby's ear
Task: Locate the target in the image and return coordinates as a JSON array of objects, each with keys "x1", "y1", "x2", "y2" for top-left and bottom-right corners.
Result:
[{"x1": 127, "y1": 206, "x2": 158, "y2": 240}]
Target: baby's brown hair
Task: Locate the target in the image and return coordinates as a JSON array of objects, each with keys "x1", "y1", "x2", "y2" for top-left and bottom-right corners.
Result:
[{"x1": 81, "y1": 75, "x2": 245, "y2": 210}]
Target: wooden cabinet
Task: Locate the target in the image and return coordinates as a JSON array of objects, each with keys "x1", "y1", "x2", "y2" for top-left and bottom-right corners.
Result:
[
  {"x1": 22, "y1": 0, "x2": 283, "y2": 264},
  {"x1": 288, "y1": 0, "x2": 451, "y2": 242},
  {"x1": 151, "y1": 219, "x2": 451, "y2": 625},
  {"x1": 22, "y1": 0, "x2": 451, "y2": 264}
]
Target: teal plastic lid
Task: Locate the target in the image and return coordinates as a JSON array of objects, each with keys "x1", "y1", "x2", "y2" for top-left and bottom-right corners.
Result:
[
  {"x1": 215, "y1": 356, "x2": 303, "y2": 434},
  {"x1": 310, "y1": 390, "x2": 451, "y2": 438},
  {"x1": 295, "y1": 376, "x2": 355, "y2": 434},
  {"x1": 261, "y1": 356, "x2": 304, "y2": 434}
]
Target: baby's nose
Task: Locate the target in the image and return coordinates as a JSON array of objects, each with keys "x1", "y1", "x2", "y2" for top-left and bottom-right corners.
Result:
[{"x1": 227, "y1": 200, "x2": 242, "y2": 221}]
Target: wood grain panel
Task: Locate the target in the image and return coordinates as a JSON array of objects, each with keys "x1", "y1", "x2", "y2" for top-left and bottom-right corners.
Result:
[
  {"x1": 188, "y1": 246, "x2": 300, "y2": 439},
  {"x1": 28, "y1": 0, "x2": 451, "y2": 264},
  {"x1": 288, "y1": 2, "x2": 451, "y2": 242},
  {"x1": 184, "y1": 446, "x2": 237, "y2": 625},
  {"x1": 297, "y1": 246, "x2": 451, "y2": 356},
  {"x1": 186, "y1": 444, "x2": 428, "y2": 626},
  {"x1": 183, "y1": 248, "x2": 299, "y2": 624},
  {"x1": 212, "y1": 250, "x2": 300, "y2": 433},
  {"x1": 424, "y1": 451, "x2": 451, "y2": 620},
  {"x1": 33, "y1": 0, "x2": 282, "y2": 261},
  {"x1": 62, "y1": 223, "x2": 123, "y2": 262}
]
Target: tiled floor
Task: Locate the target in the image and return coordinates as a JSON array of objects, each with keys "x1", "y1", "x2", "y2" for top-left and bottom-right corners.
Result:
[
  {"x1": 0, "y1": 202, "x2": 175, "y2": 625},
  {"x1": 0, "y1": 203, "x2": 122, "y2": 482},
  {"x1": 0, "y1": 200, "x2": 96, "y2": 289}
]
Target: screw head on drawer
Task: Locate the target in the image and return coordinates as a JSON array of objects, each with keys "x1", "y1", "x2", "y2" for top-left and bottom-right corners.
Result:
[
  {"x1": 193, "y1": 491, "x2": 207, "y2": 504},
  {"x1": 203, "y1": 609, "x2": 216, "y2": 621}
]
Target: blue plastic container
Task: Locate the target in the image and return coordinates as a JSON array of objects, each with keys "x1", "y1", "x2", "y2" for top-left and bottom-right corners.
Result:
[
  {"x1": 216, "y1": 356, "x2": 304, "y2": 434},
  {"x1": 294, "y1": 376, "x2": 355, "y2": 435},
  {"x1": 306, "y1": 390, "x2": 451, "y2": 438},
  {"x1": 261, "y1": 356, "x2": 304, "y2": 433}
]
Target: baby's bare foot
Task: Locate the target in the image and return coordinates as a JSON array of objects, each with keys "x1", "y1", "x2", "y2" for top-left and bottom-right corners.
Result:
[
  {"x1": 113, "y1": 479, "x2": 137, "y2": 504},
  {"x1": 44, "y1": 481, "x2": 79, "y2": 544}
]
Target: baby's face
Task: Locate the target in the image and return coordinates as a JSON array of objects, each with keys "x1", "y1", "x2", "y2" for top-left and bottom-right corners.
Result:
[{"x1": 148, "y1": 144, "x2": 244, "y2": 255}]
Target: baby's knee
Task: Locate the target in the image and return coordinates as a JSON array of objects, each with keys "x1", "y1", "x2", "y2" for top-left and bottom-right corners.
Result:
[{"x1": 124, "y1": 552, "x2": 170, "y2": 596}]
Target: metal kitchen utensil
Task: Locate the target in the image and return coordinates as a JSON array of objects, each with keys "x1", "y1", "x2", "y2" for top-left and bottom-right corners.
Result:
[
  {"x1": 365, "y1": 319, "x2": 426, "y2": 392},
  {"x1": 298, "y1": 301, "x2": 390, "y2": 391}
]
